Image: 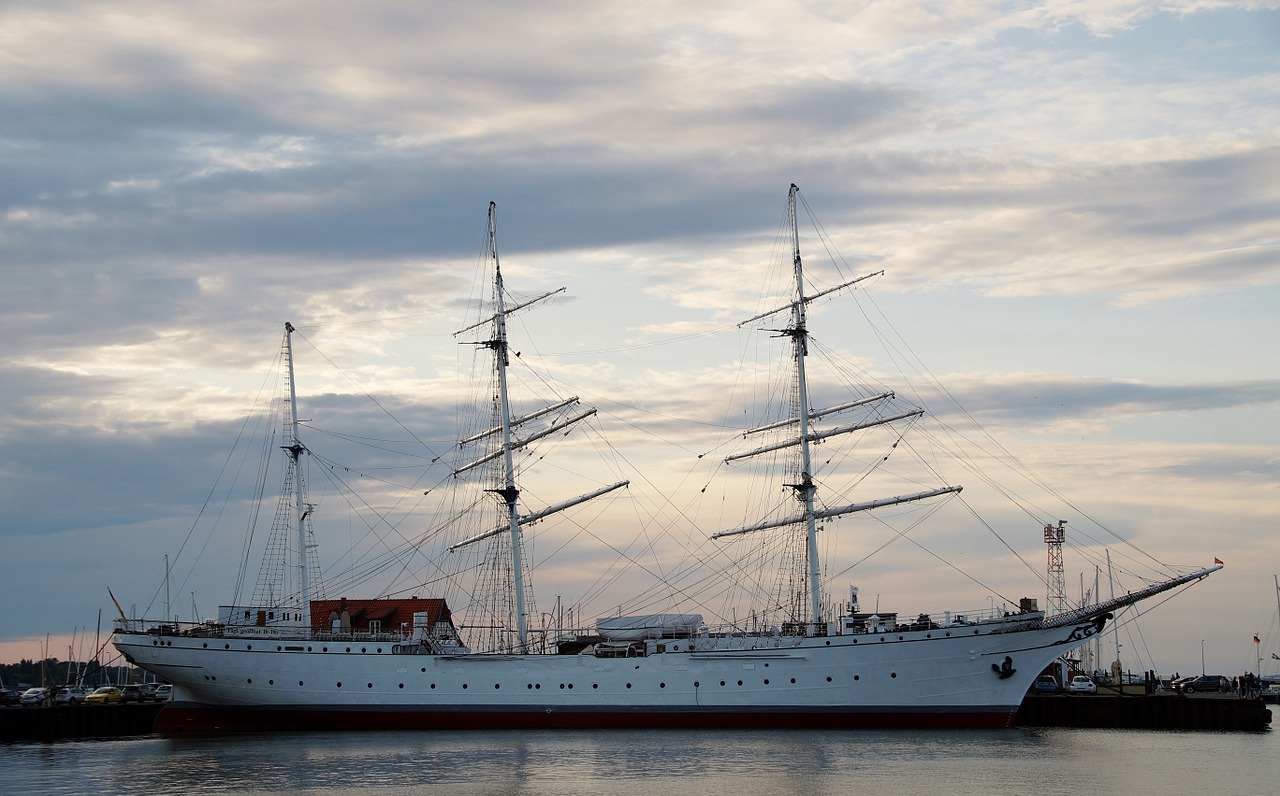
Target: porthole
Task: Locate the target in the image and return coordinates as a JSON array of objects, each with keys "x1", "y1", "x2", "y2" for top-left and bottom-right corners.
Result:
[
  {"x1": 763, "y1": 679, "x2": 770, "y2": 685},
  {"x1": 568, "y1": 684, "x2": 573, "y2": 689},
  {"x1": 276, "y1": 646, "x2": 282, "y2": 651},
  {"x1": 377, "y1": 648, "x2": 382, "y2": 653},
  {"x1": 973, "y1": 630, "x2": 980, "y2": 635},
  {"x1": 399, "y1": 683, "x2": 404, "y2": 689},
  {"x1": 527, "y1": 684, "x2": 533, "y2": 689},
  {"x1": 853, "y1": 675, "x2": 860, "y2": 681},
  {"x1": 898, "y1": 636, "x2": 904, "y2": 641},
  {"x1": 202, "y1": 643, "x2": 208, "y2": 649},
  {"x1": 298, "y1": 681, "x2": 304, "y2": 686},
  {"x1": 495, "y1": 684, "x2": 500, "y2": 689},
  {"x1": 891, "y1": 672, "x2": 898, "y2": 678},
  {"x1": 945, "y1": 632, "x2": 951, "y2": 638},
  {"x1": 367, "y1": 683, "x2": 373, "y2": 689},
  {"x1": 560, "y1": 684, "x2": 565, "y2": 689},
  {"x1": 421, "y1": 668, "x2": 427, "y2": 673},
  {"x1": 246, "y1": 645, "x2": 252, "y2": 650},
  {"x1": 535, "y1": 684, "x2": 540, "y2": 689},
  {"x1": 462, "y1": 684, "x2": 468, "y2": 689},
  {"x1": 430, "y1": 684, "x2": 436, "y2": 689},
  {"x1": 825, "y1": 641, "x2": 831, "y2": 646},
  {"x1": 323, "y1": 647, "x2": 328, "y2": 652},
  {"x1": 826, "y1": 677, "x2": 833, "y2": 682},
  {"x1": 626, "y1": 683, "x2": 632, "y2": 689},
  {"x1": 926, "y1": 634, "x2": 932, "y2": 638},
  {"x1": 660, "y1": 682, "x2": 666, "y2": 688},
  {"x1": 337, "y1": 682, "x2": 342, "y2": 688},
  {"x1": 694, "y1": 681, "x2": 700, "y2": 688},
  {"x1": 308, "y1": 646, "x2": 313, "y2": 652},
  {"x1": 790, "y1": 678, "x2": 797, "y2": 684},
  {"x1": 593, "y1": 683, "x2": 599, "y2": 689},
  {"x1": 268, "y1": 680, "x2": 274, "y2": 685},
  {"x1": 737, "y1": 680, "x2": 743, "y2": 686},
  {"x1": 247, "y1": 678, "x2": 253, "y2": 684},
  {"x1": 361, "y1": 647, "x2": 367, "y2": 653},
  {"x1": 346, "y1": 647, "x2": 352, "y2": 653},
  {"x1": 224, "y1": 643, "x2": 230, "y2": 649},
  {"x1": 720, "y1": 681, "x2": 726, "y2": 686}
]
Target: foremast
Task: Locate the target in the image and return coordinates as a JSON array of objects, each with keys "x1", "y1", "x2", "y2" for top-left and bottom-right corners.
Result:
[{"x1": 715, "y1": 184, "x2": 961, "y2": 633}]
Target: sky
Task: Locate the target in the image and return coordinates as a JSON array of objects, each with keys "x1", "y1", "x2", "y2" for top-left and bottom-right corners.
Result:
[{"x1": 2, "y1": 1, "x2": 1278, "y2": 680}]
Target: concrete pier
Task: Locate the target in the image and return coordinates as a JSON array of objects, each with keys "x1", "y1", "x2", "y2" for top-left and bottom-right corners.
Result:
[
  {"x1": 1017, "y1": 693, "x2": 1272, "y2": 731},
  {"x1": 0, "y1": 703, "x2": 164, "y2": 742}
]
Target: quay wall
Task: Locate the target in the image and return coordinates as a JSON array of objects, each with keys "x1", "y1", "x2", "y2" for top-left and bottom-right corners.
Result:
[
  {"x1": 0, "y1": 704, "x2": 163, "y2": 743},
  {"x1": 1017, "y1": 694, "x2": 1271, "y2": 731}
]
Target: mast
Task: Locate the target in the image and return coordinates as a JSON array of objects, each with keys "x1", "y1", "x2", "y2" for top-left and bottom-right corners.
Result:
[
  {"x1": 785, "y1": 184, "x2": 824, "y2": 631},
  {"x1": 720, "y1": 185, "x2": 958, "y2": 633},
  {"x1": 283, "y1": 322, "x2": 310, "y2": 619},
  {"x1": 451, "y1": 203, "x2": 622, "y2": 653},
  {"x1": 488, "y1": 202, "x2": 530, "y2": 652}
]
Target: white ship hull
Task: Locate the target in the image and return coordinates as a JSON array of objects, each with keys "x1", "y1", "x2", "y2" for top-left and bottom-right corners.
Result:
[
  {"x1": 115, "y1": 612, "x2": 1108, "y2": 732},
  {"x1": 110, "y1": 191, "x2": 1221, "y2": 734}
]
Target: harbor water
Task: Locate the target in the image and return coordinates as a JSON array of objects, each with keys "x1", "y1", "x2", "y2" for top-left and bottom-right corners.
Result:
[{"x1": 4, "y1": 727, "x2": 1279, "y2": 796}]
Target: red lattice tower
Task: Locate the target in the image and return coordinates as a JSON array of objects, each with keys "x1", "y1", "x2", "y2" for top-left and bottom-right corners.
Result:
[{"x1": 1043, "y1": 521, "x2": 1068, "y2": 617}]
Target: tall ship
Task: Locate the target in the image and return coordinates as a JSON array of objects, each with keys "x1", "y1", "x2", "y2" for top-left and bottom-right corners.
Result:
[{"x1": 114, "y1": 187, "x2": 1219, "y2": 732}]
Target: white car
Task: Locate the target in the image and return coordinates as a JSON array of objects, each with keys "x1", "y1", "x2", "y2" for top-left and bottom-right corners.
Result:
[
  {"x1": 19, "y1": 687, "x2": 49, "y2": 706},
  {"x1": 1067, "y1": 675, "x2": 1098, "y2": 694},
  {"x1": 54, "y1": 686, "x2": 88, "y2": 704}
]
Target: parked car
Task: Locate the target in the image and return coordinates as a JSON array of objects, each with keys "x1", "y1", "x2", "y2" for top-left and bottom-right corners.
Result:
[
  {"x1": 19, "y1": 687, "x2": 49, "y2": 706},
  {"x1": 1067, "y1": 675, "x2": 1098, "y2": 694},
  {"x1": 54, "y1": 686, "x2": 89, "y2": 704},
  {"x1": 1179, "y1": 674, "x2": 1230, "y2": 694},
  {"x1": 120, "y1": 684, "x2": 147, "y2": 703},
  {"x1": 1033, "y1": 675, "x2": 1060, "y2": 694},
  {"x1": 0, "y1": 687, "x2": 20, "y2": 706},
  {"x1": 154, "y1": 684, "x2": 172, "y2": 702},
  {"x1": 85, "y1": 686, "x2": 124, "y2": 705}
]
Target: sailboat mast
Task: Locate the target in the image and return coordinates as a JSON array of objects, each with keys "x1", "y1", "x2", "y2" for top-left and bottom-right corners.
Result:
[
  {"x1": 787, "y1": 184, "x2": 823, "y2": 630},
  {"x1": 487, "y1": 202, "x2": 530, "y2": 652},
  {"x1": 283, "y1": 322, "x2": 310, "y2": 619}
]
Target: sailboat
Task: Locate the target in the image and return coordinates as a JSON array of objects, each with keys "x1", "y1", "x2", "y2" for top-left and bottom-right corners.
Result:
[{"x1": 113, "y1": 188, "x2": 1220, "y2": 732}]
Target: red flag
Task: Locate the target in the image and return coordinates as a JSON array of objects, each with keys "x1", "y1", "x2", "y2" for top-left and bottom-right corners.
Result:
[
  {"x1": 1214, "y1": 557, "x2": 1223, "y2": 564},
  {"x1": 108, "y1": 588, "x2": 127, "y2": 621}
]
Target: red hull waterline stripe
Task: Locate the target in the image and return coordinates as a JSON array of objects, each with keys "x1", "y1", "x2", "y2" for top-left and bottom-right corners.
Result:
[{"x1": 153, "y1": 703, "x2": 1018, "y2": 733}]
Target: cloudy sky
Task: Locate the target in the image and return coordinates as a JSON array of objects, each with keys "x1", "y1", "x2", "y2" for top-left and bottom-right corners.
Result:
[{"x1": 2, "y1": 1, "x2": 1278, "y2": 678}]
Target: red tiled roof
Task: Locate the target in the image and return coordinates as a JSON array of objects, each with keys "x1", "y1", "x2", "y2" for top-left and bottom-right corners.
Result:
[{"x1": 309, "y1": 597, "x2": 450, "y2": 632}]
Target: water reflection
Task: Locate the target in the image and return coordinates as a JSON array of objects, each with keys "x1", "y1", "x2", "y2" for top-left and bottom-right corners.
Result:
[{"x1": 4, "y1": 727, "x2": 1275, "y2": 796}]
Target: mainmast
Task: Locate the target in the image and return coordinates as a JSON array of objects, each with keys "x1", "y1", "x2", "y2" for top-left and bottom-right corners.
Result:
[
  {"x1": 283, "y1": 322, "x2": 310, "y2": 618},
  {"x1": 450, "y1": 202, "x2": 628, "y2": 653},
  {"x1": 786, "y1": 184, "x2": 823, "y2": 631},
  {"x1": 486, "y1": 202, "x2": 531, "y2": 652}
]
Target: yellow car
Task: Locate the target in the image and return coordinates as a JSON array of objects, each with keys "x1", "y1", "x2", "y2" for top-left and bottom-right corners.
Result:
[{"x1": 84, "y1": 686, "x2": 124, "y2": 704}]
